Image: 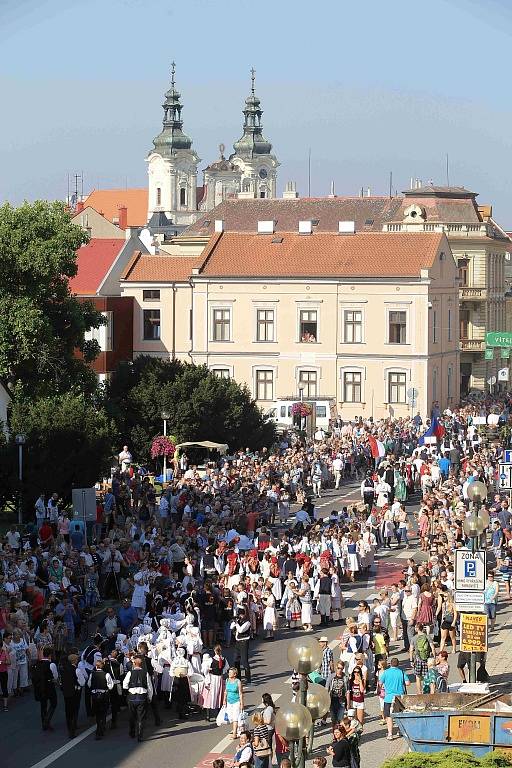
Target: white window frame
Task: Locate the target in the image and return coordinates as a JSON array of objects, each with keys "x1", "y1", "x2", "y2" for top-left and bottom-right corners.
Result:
[
  {"x1": 255, "y1": 368, "x2": 274, "y2": 401},
  {"x1": 385, "y1": 368, "x2": 409, "y2": 404},
  {"x1": 296, "y1": 301, "x2": 322, "y2": 343},
  {"x1": 142, "y1": 308, "x2": 161, "y2": 341},
  {"x1": 211, "y1": 367, "x2": 231, "y2": 380},
  {"x1": 298, "y1": 369, "x2": 318, "y2": 398},
  {"x1": 339, "y1": 365, "x2": 366, "y2": 404},
  {"x1": 211, "y1": 306, "x2": 232, "y2": 342},
  {"x1": 343, "y1": 371, "x2": 362, "y2": 403},
  {"x1": 256, "y1": 307, "x2": 275, "y2": 342},
  {"x1": 387, "y1": 308, "x2": 408, "y2": 345},
  {"x1": 343, "y1": 308, "x2": 364, "y2": 344}
]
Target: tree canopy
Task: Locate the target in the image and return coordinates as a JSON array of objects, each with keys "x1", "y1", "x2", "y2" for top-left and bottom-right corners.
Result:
[
  {"x1": 0, "y1": 200, "x2": 104, "y2": 396},
  {"x1": 105, "y1": 356, "x2": 276, "y2": 462},
  {"x1": 8, "y1": 392, "x2": 114, "y2": 504},
  {"x1": 383, "y1": 749, "x2": 512, "y2": 768}
]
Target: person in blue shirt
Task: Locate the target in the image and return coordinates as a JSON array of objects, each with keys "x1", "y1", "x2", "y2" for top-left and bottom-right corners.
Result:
[
  {"x1": 118, "y1": 599, "x2": 138, "y2": 635},
  {"x1": 70, "y1": 524, "x2": 84, "y2": 551},
  {"x1": 439, "y1": 454, "x2": 451, "y2": 480},
  {"x1": 379, "y1": 657, "x2": 410, "y2": 740}
]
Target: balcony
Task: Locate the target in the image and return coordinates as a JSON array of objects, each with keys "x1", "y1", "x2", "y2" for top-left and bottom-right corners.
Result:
[
  {"x1": 459, "y1": 287, "x2": 487, "y2": 301},
  {"x1": 460, "y1": 338, "x2": 485, "y2": 352}
]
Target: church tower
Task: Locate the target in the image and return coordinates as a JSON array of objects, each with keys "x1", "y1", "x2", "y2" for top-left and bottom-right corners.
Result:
[
  {"x1": 230, "y1": 68, "x2": 279, "y2": 199},
  {"x1": 147, "y1": 63, "x2": 201, "y2": 227}
]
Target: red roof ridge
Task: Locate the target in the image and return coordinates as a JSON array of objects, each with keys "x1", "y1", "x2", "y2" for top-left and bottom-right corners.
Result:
[{"x1": 121, "y1": 250, "x2": 144, "y2": 281}]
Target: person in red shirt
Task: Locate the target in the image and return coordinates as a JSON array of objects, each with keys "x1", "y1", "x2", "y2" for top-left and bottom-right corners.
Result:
[
  {"x1": 39, "y1": 521, "x2": 53, "y2": 548},
  {"x1": 28, "y1": 587, "x2": 45, "y2": 628}
]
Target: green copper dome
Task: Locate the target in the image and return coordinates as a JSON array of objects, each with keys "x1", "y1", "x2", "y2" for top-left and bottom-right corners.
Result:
[
  {"x1": 232, "y1": 69, "x2": 272, "y2": 159},
  {"x1": 151, "y1": 63, "x2": 193, "y2": 156}
]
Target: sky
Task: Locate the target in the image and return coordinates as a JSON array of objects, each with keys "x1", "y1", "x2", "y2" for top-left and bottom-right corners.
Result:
[{"x1": 2, "y1": 0, "x2": 512, "y2": 225}]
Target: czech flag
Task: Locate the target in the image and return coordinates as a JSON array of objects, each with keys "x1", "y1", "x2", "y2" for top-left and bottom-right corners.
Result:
[
  {"x1": 418, "y1": 416, "x2": 445, "y2": 446},
  {"x1": 368, "y1": 435, "x2": 385, "y2": 458}
]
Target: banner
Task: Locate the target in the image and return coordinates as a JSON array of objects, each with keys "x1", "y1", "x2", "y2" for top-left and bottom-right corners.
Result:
[{"x1": 460, "y1": 613, "x2": 487, "y2": 653}]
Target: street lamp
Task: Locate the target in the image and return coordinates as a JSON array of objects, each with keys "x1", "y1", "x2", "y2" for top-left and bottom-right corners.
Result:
[
  {"x1": 283, "y1": 637, "x2": 323, "y2": 768},
  {"x1": 161, "y1": 411, "x2": 170, "y2": 485},
  {"x1": 464, "y1": 479, "x2": 488, "y2": 684},
  {"x1": 15, "y1": 434, "x2": 26, "y2": 526}
]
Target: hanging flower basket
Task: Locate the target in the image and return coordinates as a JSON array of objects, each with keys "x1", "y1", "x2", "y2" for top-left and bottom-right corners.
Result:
[
  {"x1": 291, "y1": 402, "x2": 313, "y2": 417},
  {"x1": 151, "y1": 435, "x2": 176, "y2": 459}
]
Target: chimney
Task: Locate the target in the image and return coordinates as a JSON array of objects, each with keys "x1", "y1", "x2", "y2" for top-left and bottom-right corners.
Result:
[
  {"x1": 367, "y1": 187, "x2": 371, "y2": 197},
  {"x1": 214, "y1": 219, "x2": 224, "y2": 233},
  {"x1": 125, "y1": 227, "x2": 133, "y2": 240},
  {"x1": 283, "y1": 181, "x2": 299, "y2": 200},
  {"x1": 76, "y1": 200, "x2": 84, "y2": 214},
  {"x1": 118, "y1": 206, "x2": 128, "y2": 230},
  {"x1": 298, "y1": 220, "x2": 313, "y2": 235},
  {"x1": 338, "y1": 221, "x2": 356, "y2": 235},
  {"x1": 328, "y1": 180, "x2": 336, "y2": 198},
  {"x1": 257, "y1": 220, "x2": 275, "y2": 234}
]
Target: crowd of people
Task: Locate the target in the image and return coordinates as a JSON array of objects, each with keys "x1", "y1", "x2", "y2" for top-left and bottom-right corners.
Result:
[{"x1": 1, "y1": 393, "x2": 512, "y2": 764}]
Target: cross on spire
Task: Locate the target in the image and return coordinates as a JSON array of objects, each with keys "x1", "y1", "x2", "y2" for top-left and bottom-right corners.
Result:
[
  {"x1": 170, "y1": 61, "x2": 176, "y2": 88},
  {"x1": 250, "y1": 67, "x2": 256, "y2": 94}
]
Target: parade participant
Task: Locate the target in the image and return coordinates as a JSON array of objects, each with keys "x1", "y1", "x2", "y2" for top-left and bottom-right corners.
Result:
[
  {"x1": 232, "y1": 609, "x2": 252, "y2": 684},
  {"x1": 87, "y1": 656, "x2": 114, "y2": 740},
  {"x1": 32, "y1": 646, "x2": 59, "y2": 731},
  {"x1": 202, "y1": 644, "x2": 228, "y2": 721},
  {"x1": 123, "y1": 654, "x2": 153, "y2": 742},
  {"x1": 169, "y1": 646, "x2": 193, "y2": 719},
  {"x1": 60, "y1": 653, "x2": 86, "y2": 738}
]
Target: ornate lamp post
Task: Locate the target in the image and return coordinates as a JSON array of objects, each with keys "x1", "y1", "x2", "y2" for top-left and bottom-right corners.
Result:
[
  {"x1": 279, "y1": 637, "x2": 328, "y2": 768},
  {"x1": 161, "y1": 411, "x2": 170, "y2": 484},
  {"x1": 464, "y1": 480, "x2": 488, "y2": 683}
]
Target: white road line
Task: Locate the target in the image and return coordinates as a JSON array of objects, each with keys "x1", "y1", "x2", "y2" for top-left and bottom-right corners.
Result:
[
  {"x1": 209, "y1": 693, "x2": 282, "y2": 755},
  {"x1": 28, "y1": 722, "x2": 100, "y2": 768}
]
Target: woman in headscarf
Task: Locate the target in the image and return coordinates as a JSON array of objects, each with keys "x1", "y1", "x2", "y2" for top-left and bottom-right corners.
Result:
[
  {"x1": 169, "y1": 646, "x2": 193, "y2": 719},
  {"x1": 201, "y1": 644, "x2": 228, "y2": 721}
]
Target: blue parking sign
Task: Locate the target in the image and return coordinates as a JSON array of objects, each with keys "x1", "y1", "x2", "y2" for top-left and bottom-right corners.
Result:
[{"x1": 464, "y1": 562, "x2": 477, "y2": 578}]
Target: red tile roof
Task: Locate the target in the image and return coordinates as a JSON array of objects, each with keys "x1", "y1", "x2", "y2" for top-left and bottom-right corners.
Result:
[
  {"x1": 197, "y1": 231, "x2": 445, "y2": 278},
  {"x1": 69, "y1": 239, "x2": 124, "y2": 295},
  {"x1": 122, "y1": 254, "x2": 203, "y2": 283},
  {"x1": 83, "y1": 189, "x2": 148, "y2": 227}
]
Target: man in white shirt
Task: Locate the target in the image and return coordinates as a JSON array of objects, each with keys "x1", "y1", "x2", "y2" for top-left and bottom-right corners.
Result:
[{"x1": 332, "y1": 456, "x2": 344, "y2": 490}]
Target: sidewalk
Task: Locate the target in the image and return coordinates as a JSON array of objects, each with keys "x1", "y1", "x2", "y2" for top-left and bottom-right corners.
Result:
[{"x1": 305, "y1": 589, "x2": 512, "y2": 766}]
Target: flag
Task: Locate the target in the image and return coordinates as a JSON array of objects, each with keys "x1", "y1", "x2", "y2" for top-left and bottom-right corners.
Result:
[
  {"x1": 368, "y1": 435, "x2": 385, "y2": 458},
  {"x1": 418, "y1": 416, "x2": 445, "y2": 446}
]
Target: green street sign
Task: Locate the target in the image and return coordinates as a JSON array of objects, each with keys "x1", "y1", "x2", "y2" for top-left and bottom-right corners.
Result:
[
  {"x1": 485, "y1": 348, "x2": 494, "y2": 360},
  {"x1": 502, "y1": 348, "x2": 511, "y2": 359},
  {"x1": 486, "y1": 331, "x2": 512, "y2": 347}
]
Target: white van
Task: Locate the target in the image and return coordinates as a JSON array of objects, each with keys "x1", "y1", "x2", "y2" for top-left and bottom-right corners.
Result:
[{"x1": 266, "y1": 399, "x2": 332, "y2": 431}]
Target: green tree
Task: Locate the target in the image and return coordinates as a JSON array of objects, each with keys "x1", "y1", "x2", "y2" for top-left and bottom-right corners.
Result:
[
  {"x1": 0, "y1": 200, "x2": 104, "y2": 396},
  {"x1": 105, "y1": 357, "x2": 276, "y2": 463},
  {"x1": 383, "y1": 749, "x2": 512, "y2": 768},
  {"x1": 9, "y1": 392, "x2": 114, "y2": 509}
]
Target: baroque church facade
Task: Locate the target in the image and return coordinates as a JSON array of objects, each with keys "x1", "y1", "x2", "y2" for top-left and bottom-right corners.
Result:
[{"x1": 147, "y1": 65, "x2": 279, "y2": 230}]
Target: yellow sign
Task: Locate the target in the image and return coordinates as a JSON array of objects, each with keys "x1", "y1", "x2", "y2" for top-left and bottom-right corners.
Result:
[
  {"x1": 449, "y1": 715, "x2": 491, "y2": 744},
  {"x1": 460, "y1": 613, "x2": 488, "y2": 653}
]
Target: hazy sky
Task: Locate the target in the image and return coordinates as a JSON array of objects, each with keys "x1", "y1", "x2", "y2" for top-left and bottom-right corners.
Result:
[{"x1": 2, "y1": 0, "x2": 512, "y2": 225}]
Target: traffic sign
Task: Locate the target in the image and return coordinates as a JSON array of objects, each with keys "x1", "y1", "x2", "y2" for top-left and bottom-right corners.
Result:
[
  {"x1": 484, "y1": 348, "x2": 494, "y2": 360},
  {"x1": 499, "y1": 463, "x2": 512, "y2": 491},
  {"x1": 454, "y1": 590, "x2": 485, "y2": 613},
  {"x1": 460, "y1": 613, "x2": 488, "y2": 653},
  {"x1": 455, "y1": 549, "x2": 486, "y2": 591},
  {"x1": 486, "y1": 331, "x2": 512, "y2": 348},
  {"x1": 498, "y1": 367, "x2": 509, "y2": 381},
  {"x1": 501, "y1": 348, "x2": 511, "y2": 359},
  {"x1": 504, "y1": 450, "x2": 512, "y2": 463}
]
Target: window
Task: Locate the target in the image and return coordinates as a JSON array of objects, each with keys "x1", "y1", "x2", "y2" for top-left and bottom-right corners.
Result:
[
  {"x1": 84, "y1": 311, "x2": 113, "y2": 351},
  {"x1": 298, "y1": 370, "x2": 317, "y2": 398},
  {"x1": 316, "y1": 405, "x2": 327, "y2": 418},
  {"x1": 180, "y1": 187, "x2": 187, "y2": 206},
  {"x1": 432, "y1": 368, "x2": 437, "y2": 402},
  {"x1": 279, "y1": 405, "x2": 286, "y2": 418},
  {"x1": 388, "y1": 310, "x2": 407, "y2": 344},
  {"x1": 212, "y1": 308, "x2": 231, "y2": 341},
  {"x1": 256, "y1": 369, "x2": 273, "y2": 401},
  {"x1": 458, "y1": 259, "x2": 468, "y2": 286},
  {"x1": 256, "y1": 309, "x2": 275, "y2": 341},
  {"x1": 143, "y1": 289, "x2": 160, "y2": 301},
  {"x1": 213, "y1": 368, "x2": 230, "y2": 379},
  {"x1": 460, "y1": 309, "x2": 470, "y2": 339},
  {"x1": 448, "y1": 308, "x2": 452, "y2": 341},
  {"x1": 299, "y1": 309, "x2": 317, "y2": 342},
  {"x1": 344, "y1": 309, "x2": 363, "y2": 343},
  {"x1": 447, "y1": 366, "x2": 453, "y2": 399},
  {"x1": 432, "y1": 310, "x2": 438, "y2": 343},
  {"x1": 343, "y1": 371, "x2": 362, "y2": 403},
  {"x1": 388, "y1": 372, "x2": 406, "y2": 403},
  {"x1": 143, "y1": 309, "x2": 161, "y2": 340},
  {"x1": 156, "y1": 187, "x2": 161, "y2": 206}
]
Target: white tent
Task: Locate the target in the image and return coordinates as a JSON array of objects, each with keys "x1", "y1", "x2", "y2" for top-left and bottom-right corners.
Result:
[{"x1": 175, "y1": 440, "x2": 229, "y2": 455}]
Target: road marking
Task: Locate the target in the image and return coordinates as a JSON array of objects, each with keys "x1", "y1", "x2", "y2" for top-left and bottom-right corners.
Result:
[{"x1": 28, "y1": 722, "x2": 101, "y2": 768}]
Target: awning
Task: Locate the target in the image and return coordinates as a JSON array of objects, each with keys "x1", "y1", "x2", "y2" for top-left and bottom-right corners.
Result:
[{"x1": 175, "y1": 441, "x2": 229, "y2": 455}]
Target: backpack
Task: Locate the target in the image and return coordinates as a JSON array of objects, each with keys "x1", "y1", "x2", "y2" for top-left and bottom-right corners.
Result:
[
  {"x1": 416, "y1": 634, "x2": 431, "y2": 661},
  {"x1": 436, "y1": 675, "x2": 448, "y2": 693}
]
